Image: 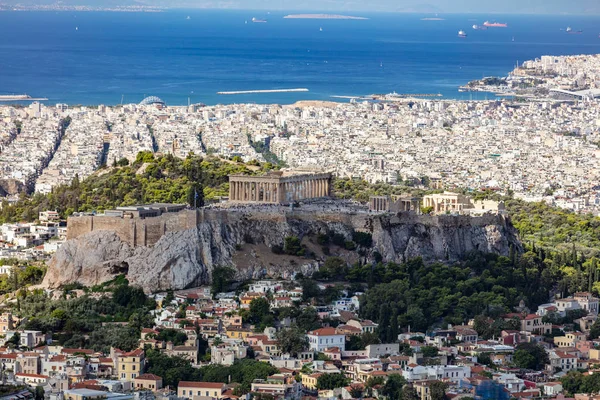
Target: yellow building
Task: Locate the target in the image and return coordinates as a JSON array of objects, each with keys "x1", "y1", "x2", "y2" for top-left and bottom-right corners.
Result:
[
  {"x1": 64, "y1": 389, "x2": 109, "y2": 400},
  {"x1": 0, "y1": 313, "x2": 14, "y2": 333},
  {"x1": 554, "y1": 332, "x2": 586, "y2": 348},
  {"x1": 117, "y1": 349, "x2": 144, "y2": 382},
  {"x1": 225, "y1": 326, "x2": 254, "y2": 341},
  {"x1": 134, "y1": 373, "x2": 163, "y2": 391},
  {"x1": 178, "y1": 381, "x2": 226, "y2": 399},
  {"x1": 301, "y1": 373, "x2": 322, "y2": 390},
  {"x1": 413, "y1": 381, "x2": 434, "y2": 400}
]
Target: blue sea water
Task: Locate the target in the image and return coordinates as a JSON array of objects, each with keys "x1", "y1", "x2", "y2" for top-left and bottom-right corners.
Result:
[{"x1": 1, "y1": 10, "x2": 600, "y2": 105}]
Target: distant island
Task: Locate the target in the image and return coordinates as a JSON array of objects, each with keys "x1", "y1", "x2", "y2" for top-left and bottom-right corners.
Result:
[{"x1": 283, "y1": 14, "x2": 368, "y2": 20}]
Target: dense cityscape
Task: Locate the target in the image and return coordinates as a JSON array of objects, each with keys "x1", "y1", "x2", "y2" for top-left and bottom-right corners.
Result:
[{"x1": 1, "y1": 38, "x2": 600, "y2": 400}]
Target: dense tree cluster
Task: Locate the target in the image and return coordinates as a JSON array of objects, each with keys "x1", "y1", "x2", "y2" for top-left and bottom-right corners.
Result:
[
  {"x1": 0, "y1": 153, "x2": 270, "y2": 223},
  {"x1": 561, "y1": 371, "x2": 600, "y2": 396},
  {"x1": 145, "y1": 352, "x2": 278, "y2": 393},
  {"x1": 358, "y1": 253, "x2": 556, "y2": 341},
  {"x1": 12, "y1": 280, "x2": 156, "y2": 351}
]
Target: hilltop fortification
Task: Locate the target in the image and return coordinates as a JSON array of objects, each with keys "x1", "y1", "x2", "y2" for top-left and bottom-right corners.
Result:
[{"x1": 43, "y1": 204, "x2": 521, "y2": 292}]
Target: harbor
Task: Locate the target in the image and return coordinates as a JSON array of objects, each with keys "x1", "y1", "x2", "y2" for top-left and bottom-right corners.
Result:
[
  {"x1": 217, "y1": 89, "x2": 309, "y2": 95},
  {"x1": 0, "y1": 94, "x2": 48, "y2": 102}
]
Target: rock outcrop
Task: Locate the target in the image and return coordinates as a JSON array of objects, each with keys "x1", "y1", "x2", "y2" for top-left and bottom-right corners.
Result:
[{"x1": 42, "y1": 209, "x2": 522, "y2": 292}]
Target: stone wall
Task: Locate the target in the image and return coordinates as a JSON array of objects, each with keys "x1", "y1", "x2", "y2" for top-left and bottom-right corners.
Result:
[
  {"x1": 67, "y1": 208, "x2": 510, "y2": 249},
  {"x1": 67, "y1": 210, "x2": 198, "y2": 247}
]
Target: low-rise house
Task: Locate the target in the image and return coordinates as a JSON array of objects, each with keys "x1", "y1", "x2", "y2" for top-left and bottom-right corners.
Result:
[
  {"x1": 402, "y1": 365, "x2": 471, "y2": 384},
  {"x1": 493, "y1": 373, "x2": 525, "y2": 393},
  {"x1": 346, "y1": 319, "x2": 378, "y2": 334},
  {"x1": 301, "y1": 372, "x2": 322, "y2": 391},
  {"x1": 306, "y1": 328, "x2": 346, "y2": 352},
  {"x1": 542, "y1": 382, "x2": 563, "y2": 396},
  {"x1": 453, "y1": 326, "x2": 479, "y2": 343},
  {"x1": 210, "y1": 342, "x2": 247, "y2": 366},
  {"x1": 165, "y1": 343, "x2": 198, "y2": 363},
  {"x1": 177, "y1": 381, "x2": 227, "y2": 399},
  {"x1": 134, "y1": 373, "x2": 163, "y2": 391},
  {"x1": 574, "y1": 292, "x2": 599, "y2": 315},
  {"x1": 17, "y1": 352, "x2": 41, "y2": 375},
  {"x1": 225, "y1": 326, "x2": 253, "y2": 341},
  {"x1": 554, "y1": 332, "x2": 587, "y2": 348},
  {"x1": 250, "y1": 373, "x2": 301, "y2": 400},
  {"x1": 549, "y1": 351, "x2": 578, "y2": 372},
  {"x1": 503, "y1": 314, "x2": 552, "y2": 335},
  {"x1": 15, "y1": 372, "x2": 49, "y2": 386}
]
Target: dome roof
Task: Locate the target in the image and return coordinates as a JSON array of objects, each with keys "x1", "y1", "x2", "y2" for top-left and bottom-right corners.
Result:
[{"x1": 139, "y1": 96, "x2": 165, "y2": 106}]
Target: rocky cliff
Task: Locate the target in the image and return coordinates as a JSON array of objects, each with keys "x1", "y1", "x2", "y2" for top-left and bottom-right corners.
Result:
[{"x1": 42, "y1": 209, "x2": 522, "y2": 292}]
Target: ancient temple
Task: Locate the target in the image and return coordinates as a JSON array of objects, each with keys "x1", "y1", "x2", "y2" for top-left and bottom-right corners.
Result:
[{"x1": 228, "y1": 170, "x2": 332, "y2": 204}]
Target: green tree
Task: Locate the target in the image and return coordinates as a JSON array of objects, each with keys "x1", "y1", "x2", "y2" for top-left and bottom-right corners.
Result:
[
  {"x1": 211, "y1": 266, "x2": 236, "y2": 296},
  {"x1": 421, "y1": 346, "x2": 439, "y2": 358},
  {"x1": 429, "y1": 381, "x2": 449, "y2": 400},
  {"x1": 402, "y1": 385, "x2": 419, "y2": 400},
  {"x1": 249, "y1": 297, "x2": 271, "y2": 325},
  {"x1": 275, "y1": 325, "x2": 308, "y2": 356},
  {"x1": 561, "y1": 371, "x2": 584, "y2": 396},
  {"x1": 316, "y1": 373, "x2": 350, "y2": 390},
  {"x1": 381, "y1": 374, "x2": 406, "y2": 399},
  {"x1": 590, "y1": 318, "x2": 600, "y2": 339},
  {"x1": 513, "y1": 343, "x2": 549, "y2": 370},
  {"x1": 284, "y1": 236, "x2": 303, "y2": 256},
  {"x1": 349, "y1": 385, "x2": 364, "y2": 398},
  {"x1": 187, "y1": 183, "x2": 205, "y2": 208},
  {"x1": 320, "y1": 257, "x2": 347, "y2": 279},
  {"x1": 156, "y1": 329, "x2": 188, "y2": 346}
]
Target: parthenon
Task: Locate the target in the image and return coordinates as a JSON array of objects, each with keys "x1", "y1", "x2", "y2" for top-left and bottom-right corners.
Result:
[{"x1": 228, "y1": 170, "x2": 332, "y2": 204}]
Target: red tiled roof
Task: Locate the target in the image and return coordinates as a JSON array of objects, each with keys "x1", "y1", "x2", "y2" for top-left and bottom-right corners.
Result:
[
  {"x1": 62, "y1": 348, "x2": 94, "y2": 355},
  {"x1": 136, "y1": 374, "x2": 162, "y2": 381},
  {"x1": 119, "y1": 349, "x2": 144, "y2": 357},
  {"x1": 308, "y1": 327, "x2": 337, "y2": 336},
  {"x1": 178, "y1": 381, "x2": 224, "y2": 389},
  {"x1": 16, "y1": 373, "x2": 49, "y2": 378}
]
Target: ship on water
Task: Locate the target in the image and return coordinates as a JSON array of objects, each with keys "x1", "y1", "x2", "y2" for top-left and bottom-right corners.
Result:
[
  {"x1": 566, "y1": 27, "x2": 583, "y2": 34},
  {"x1": 483, "y1": 21, "x2": 508, "y2": 28},
  {"x1": 458, "y1": 30, "x2": 467, "y2": 38},
  {"x1": 252, "y1": 17, "x2": 267, "y2": 23},
  {"x1": 472, "y1": 24, "x2": 488, "y2": 30}
]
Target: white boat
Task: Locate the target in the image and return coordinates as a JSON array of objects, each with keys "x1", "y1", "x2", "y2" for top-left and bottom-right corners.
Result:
[{"x1": 458, "y1": 30, "x2": 467, "y2": 38}]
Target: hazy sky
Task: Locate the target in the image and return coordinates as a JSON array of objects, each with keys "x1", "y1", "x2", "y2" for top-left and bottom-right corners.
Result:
[{"x1": 5, "y1": 0, "x2": 600, "y2": 14}]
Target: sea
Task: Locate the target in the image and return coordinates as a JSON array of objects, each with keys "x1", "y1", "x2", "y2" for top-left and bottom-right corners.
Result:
[{"x1": 1, "y1": 10, "x2": 600, "y2": 106}]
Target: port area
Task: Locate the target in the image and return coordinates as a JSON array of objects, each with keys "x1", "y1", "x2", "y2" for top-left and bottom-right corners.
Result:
[
  {"x1": 217, "y1": 89, "x2": 309, "y2": 95},
  {"x1": 332, "y1": 93, "x2": 443, "y2": 100},
  {"x1": 0, "y1": 95, "x2": 48, "y2": 102}
]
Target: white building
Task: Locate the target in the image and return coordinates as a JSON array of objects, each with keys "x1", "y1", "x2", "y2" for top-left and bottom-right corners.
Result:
[{"x1": 306, "y1": 328, "x2": 346, "y2": 352}]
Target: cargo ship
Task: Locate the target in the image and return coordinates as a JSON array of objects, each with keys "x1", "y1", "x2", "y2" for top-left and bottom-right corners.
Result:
[
  {"x1": 483, "y1": 21, "x2": 508, "y2": 28},
  {"x1": 472, "y1": 24, "x2": 488, "y2": 30},
  {"x1": 252, "y1": 17, "x2": 267, "y2": 23},
  {"x1": 458, "y1": 30, "x2": 467, "y2": 38},
  {"x1": 566, "y1": 27, "x2": 583, "y2": 34}
]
